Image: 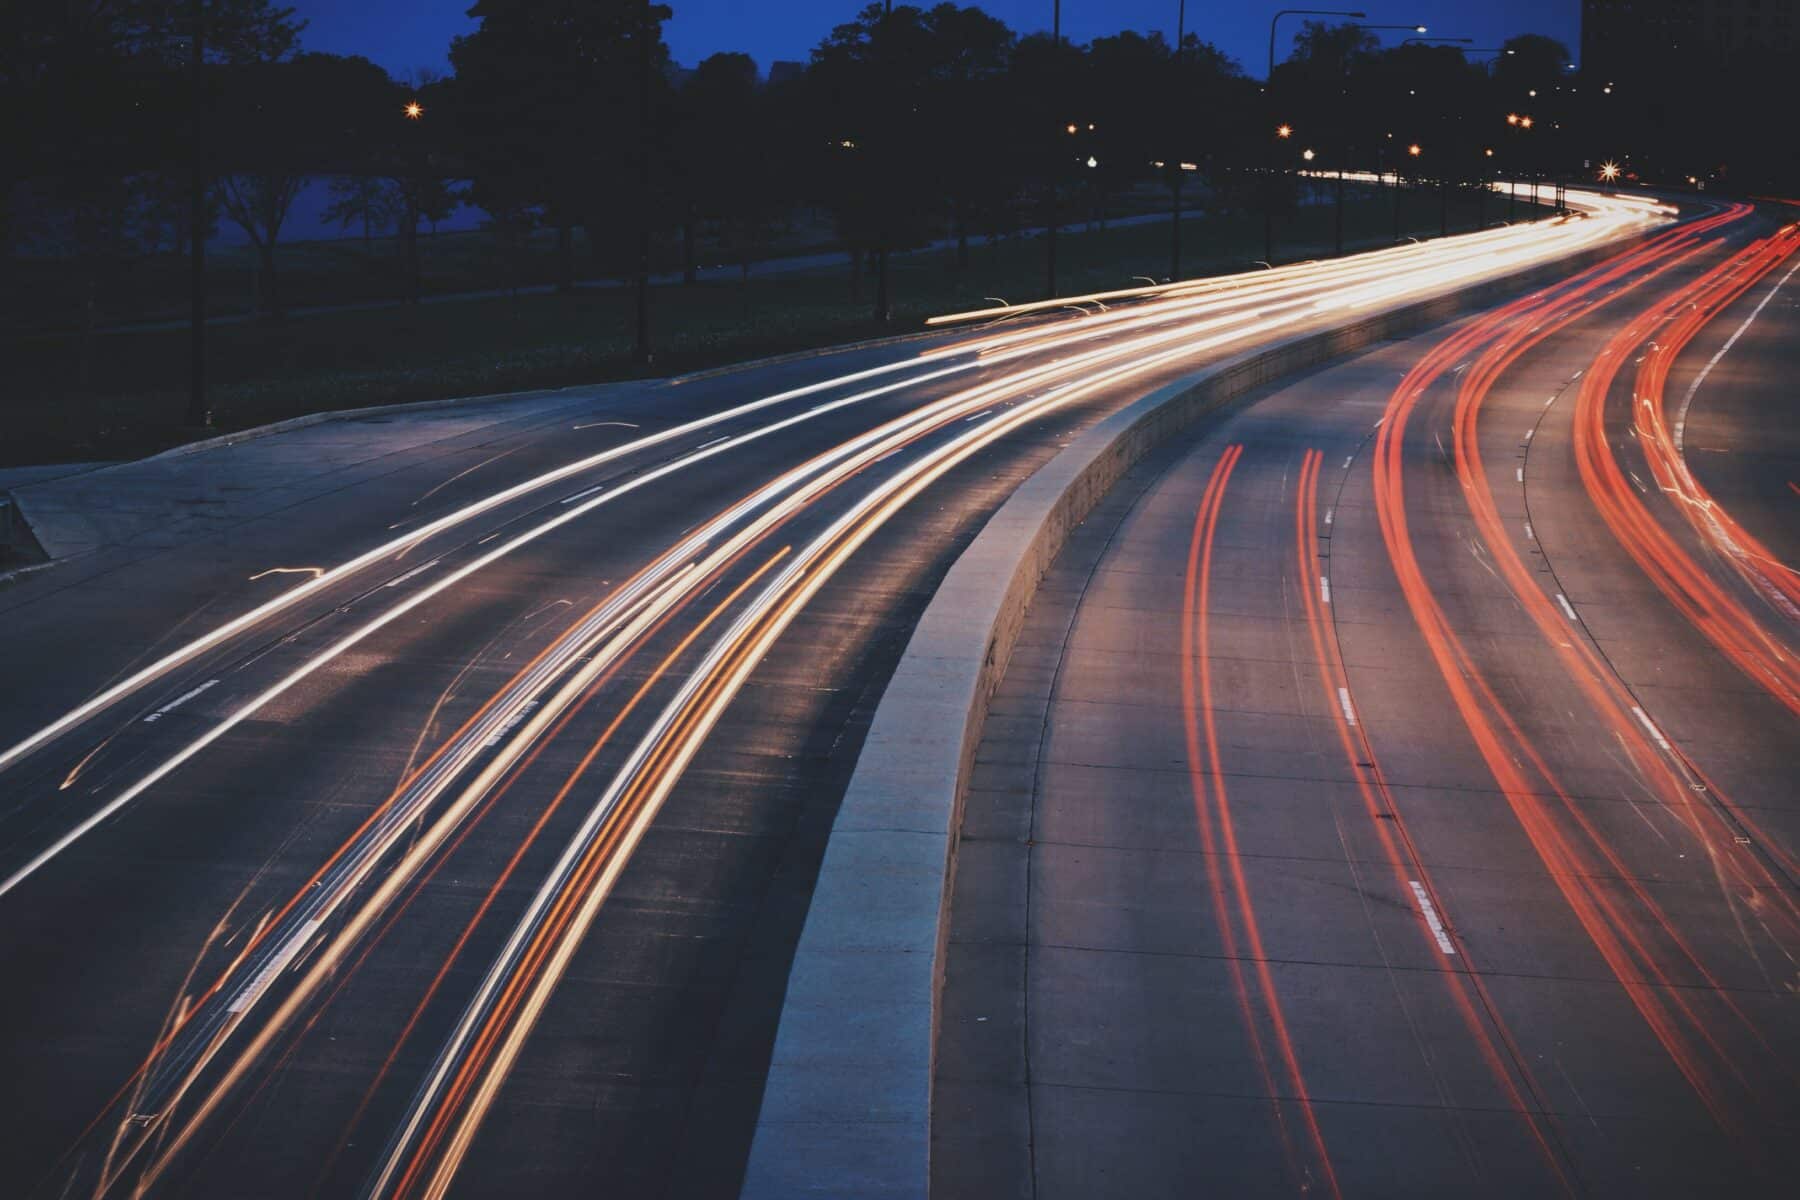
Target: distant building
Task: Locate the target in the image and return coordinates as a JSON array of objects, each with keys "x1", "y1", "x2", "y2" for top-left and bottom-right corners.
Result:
[
  {"x1": 1582, "y1": 0, "x2": 1795, "y2": 79},
  {"x1": 766, "y1": 60, "x2": 805, "y2": 87},
  {"x1": 1580, "y1": 0, "x2": 1795, "y2": 187}
]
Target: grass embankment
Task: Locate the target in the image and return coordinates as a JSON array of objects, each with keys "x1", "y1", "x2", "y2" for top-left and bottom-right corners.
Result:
[{"x1": 4, "y1": 185, "x2": 1541, "y2": 466}]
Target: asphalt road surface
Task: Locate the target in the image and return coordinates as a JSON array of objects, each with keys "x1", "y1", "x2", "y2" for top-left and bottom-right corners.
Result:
[
  {"x1": 0, "y1": 193, "x2": 1708, "y2": 1200},
  {"x1": 933, "y1": 202, "x2": 1799, "y2": 1197}
]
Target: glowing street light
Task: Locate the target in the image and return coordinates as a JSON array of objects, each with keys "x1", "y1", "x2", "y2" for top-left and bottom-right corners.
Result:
[
  {"x1": 1302, "y1": 148, "x2": 1315, "y2": 161},
  {"x1": 1408, "y1": 143, "x2": 1422, "y2": 157},
  {"x1": 1599, "y1": 161, "x2": 1621, "y2": 182},
  {"x1": 1519, "y1": 115, "x2": 1534, "y2": 129},
  {"x1": 404, "y1": 100, "x2": 424, "y2": 119},
  {"x1": 1506, "y1": 113, "x2": 1520, "y2": 125},
  {"x1": 1277, "y1": 123, "x2": 1293, "y2": 139}
]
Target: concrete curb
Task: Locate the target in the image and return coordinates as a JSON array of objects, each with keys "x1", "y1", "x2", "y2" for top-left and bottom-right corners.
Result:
[
  {"x1": 2, "y1": 324, "x2": 959, "y2": 563},
  {"x1": 738, "y1": 229, "x2": 1653, "y2": 1198}
]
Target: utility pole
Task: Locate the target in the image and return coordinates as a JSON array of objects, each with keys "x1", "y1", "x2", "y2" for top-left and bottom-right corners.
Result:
[
  {"x1": 872, "y1": 0, "x2": 894, "y2": 320},
  {"x1": 1333, "y1": 145, "x2": 1345, "y2": 256},
  {"x1": 1169, "y1": 0, "x2": 1184, "y2": 281},
  {"x1": 633, "y1": 0, "x2": 654, "y2": 364},
  {"x1": 1046, "y1": 0, "x2": 1060, "y2": 298},
  {"x1": 186, "y1": 0, "x2": 210, "y2": 427}
]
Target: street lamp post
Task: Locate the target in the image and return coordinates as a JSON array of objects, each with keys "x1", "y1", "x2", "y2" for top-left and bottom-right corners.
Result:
[
  {"x1": 1046, "y1": 0, "x2": 1061, "y2": 298},
  {"x1": 1170, "y1": 0, "x2": 1184, "y2": 282},
  {"x1": 1399, "y1": 142, "x2": 1420, "y2": 240},
  {"x1": 186, "y1": 0, "x2": 209, "y2": 428},
  {"x1": 633, "y1": 0, "x2": 654, "y2": 363},
  {"x1": 874, "y1": 0, "x2": 895, "y2": 321},
  {"x1": 1265, "y1": 9, "x2": 1364, "y2": 266}
]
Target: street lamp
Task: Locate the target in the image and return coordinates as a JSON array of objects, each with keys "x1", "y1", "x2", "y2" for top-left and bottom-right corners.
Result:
[
  {"x1": 1266, "y1": 10, "x2": 1364, "y2": 265},
  {"x1": 1599, "y1": 161, "x2": 1621, "y2": 182},
  {"x1": 1302, "y1": 148, "x2": 1316, "y2": 161},
  {"x1": 1277, "y1": 123, "x2": 1293, "y2": 139},
  {"x1": 404, "y1": 100, "x2": 424, "y2": 119},
  {"x1": 1268, "y1": 9, "x2": 1366, "y2": 76},
  {"x1": 1047, "y1": 0, "x2": 1063, "y2": 298}
]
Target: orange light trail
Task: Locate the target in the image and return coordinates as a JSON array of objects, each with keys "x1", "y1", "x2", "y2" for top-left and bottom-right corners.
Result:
[{"x1": 1182, "y1": 444, "x2": 1340, "y2": 1199}]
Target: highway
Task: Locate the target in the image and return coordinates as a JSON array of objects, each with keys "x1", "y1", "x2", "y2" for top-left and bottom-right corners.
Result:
[
  {"x1": 933, "y1": 200, "x2": 1800, "y2": 1197},
  {"x1": 0, "y1": 190, "x2": 1717, "y2": 1199}
]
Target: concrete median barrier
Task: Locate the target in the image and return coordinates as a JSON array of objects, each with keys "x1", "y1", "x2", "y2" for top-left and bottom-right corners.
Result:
[{"x1": 739, "y1": 227, "x2": 1653, "y2": 1199}]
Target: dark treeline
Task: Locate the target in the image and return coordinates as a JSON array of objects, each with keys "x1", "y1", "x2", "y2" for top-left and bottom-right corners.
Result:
[{"x1": 4, "y1": 1, "x2": 1784, "y2": 331}]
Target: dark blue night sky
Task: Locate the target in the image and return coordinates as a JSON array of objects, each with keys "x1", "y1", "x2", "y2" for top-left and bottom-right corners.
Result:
[{"x1": 291, "y1": 1, "x2": 1580, "y2": 81}]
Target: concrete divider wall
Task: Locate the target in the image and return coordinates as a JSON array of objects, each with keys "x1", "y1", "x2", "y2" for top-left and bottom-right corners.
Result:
[{"x1": 738, "y1": 229, "x2": 1653, "y2": 1199}]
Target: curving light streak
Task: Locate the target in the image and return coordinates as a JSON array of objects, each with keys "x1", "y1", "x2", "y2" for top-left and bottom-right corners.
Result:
[
  {"x1": 360, "y1": 272, "x2": 1503, "y2": 1199},
  {"x1": 1, "y1": 189, "x2": 1667, "y2": 907},
  {"x1": 45, "y1": 185, "x2": 1683, "y2": 1198}
]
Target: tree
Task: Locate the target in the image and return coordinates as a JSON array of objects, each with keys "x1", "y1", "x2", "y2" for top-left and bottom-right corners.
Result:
[
  {"x1": 212, "y1": 51, "x2": 391, "y2": 316},
  {"x1": 323, "y1": 175, "x2": 401, "y2": 246},
  {"x1": 670, "y1": 53, "x2": 767, "y2": 283},
  {"x1": 451, "y1": 0, "x2": 672, "y2": 293}
]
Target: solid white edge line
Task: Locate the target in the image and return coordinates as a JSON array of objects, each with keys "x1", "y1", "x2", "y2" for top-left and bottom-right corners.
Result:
[{"x1": 1674, "y1": 255, "x2": 1800, "y2": 451}]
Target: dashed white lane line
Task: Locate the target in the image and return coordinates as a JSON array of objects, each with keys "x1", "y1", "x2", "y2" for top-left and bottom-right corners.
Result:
[
  {"x1": 144, "y1": 679, "x2": 219, "y2": 724},
  {"x1": 1516, "y1": 467, "x2": 1524, "y2": 483},
  {"x1": 1324, "y1": 507, "x2": 1334, "y2": 526},
  {"x1": 227, "y1": 918, "x2": 323, "y2": 1013},
  {"x1": 1631, "y1": 705, "x2": 1673, "y2": 751},
  {"x1": 481, "y1": 700, "x2": 540, "y2": 749},
  {"x1": 383, "y1": 558, "x2": 442, "y2": 587},
  {"x1": 1409, "y1": 881, "x2": 1457, "y2": 955},
  {"x1": 1337, "y1": 687, "x2": 1358, "y2": 727},
  {"x1": 1320, "y1": 575, "x2": 1332, "y2": 604},
  {"x1": 1343, "y1": 456, "x2": 1354, "y2": 470},
  {"x1": 560, "y1": 485, "x2": 604, "y2": 505},
  {"x1": 1525, "y1": 522, "x2": 1535, "y2": 541},
  {"x1": 1555, "y1": 592, "x2": 1578, "y2": 621},
  {"x1": 964, "y1": 409, "x2": 993, "y2": 422}
]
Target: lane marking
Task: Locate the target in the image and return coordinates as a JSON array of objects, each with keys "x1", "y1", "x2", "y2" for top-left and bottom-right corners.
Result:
[
  {"x1": 696, "y1": 435, "x2": 731, "y2": 451},
  {"x1": 227, "y1": 918, "x2": 322, "y2": 1013},
  {"x1": 1555, "y1": 592, "x2": 1578, "y2": 621},
  {"x1": 1337, "y1": 687, "x2": 1357, "y2": 726},
  {"x1": 1516, "y1": 467, "x2": 1524, "y2": 483},
  {"x1": 1409, "y1": 881, "x2": 1457, "y2": 955},
  {"x1": 383, "y1": 558, "x2": 442, "y2": 588},
  {"x1": 1342, "y1": 455, "x2": 1353, "y2": 470},
  {"x1": 1524, "y1": 522, "x2": 1535, "y2": 541},
  {"x1": 1324, "y1": 507, "x2": 1334, "y2": 526},
  {"x1": 560, "y1": 485, "x2": 604, "y2": 505},
  {"x1": 481, "y1": 700, "x2": 539, "y2": 749},
  {"x1": 1320, "y1": 575, "x2": 1332, "y2": 604},
  {"x1": 571, "y1": 421, "x2": 639, "y2": 431},
  {"x1": 1675, "y1": 257, "x2": 1800, "y2": 451},
  {"x1": 963, "y1": 409, "x2": 993, "y2": 422},
  {"x1": 143, "y1": 679, "x2": 219, "y2": 724},
  {"x1": 248, "y1": 566, "x2": 323, "y2": 582},
  {"x1": 1631, "y1": 705, "x2": 1673, "y2": 751}
]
